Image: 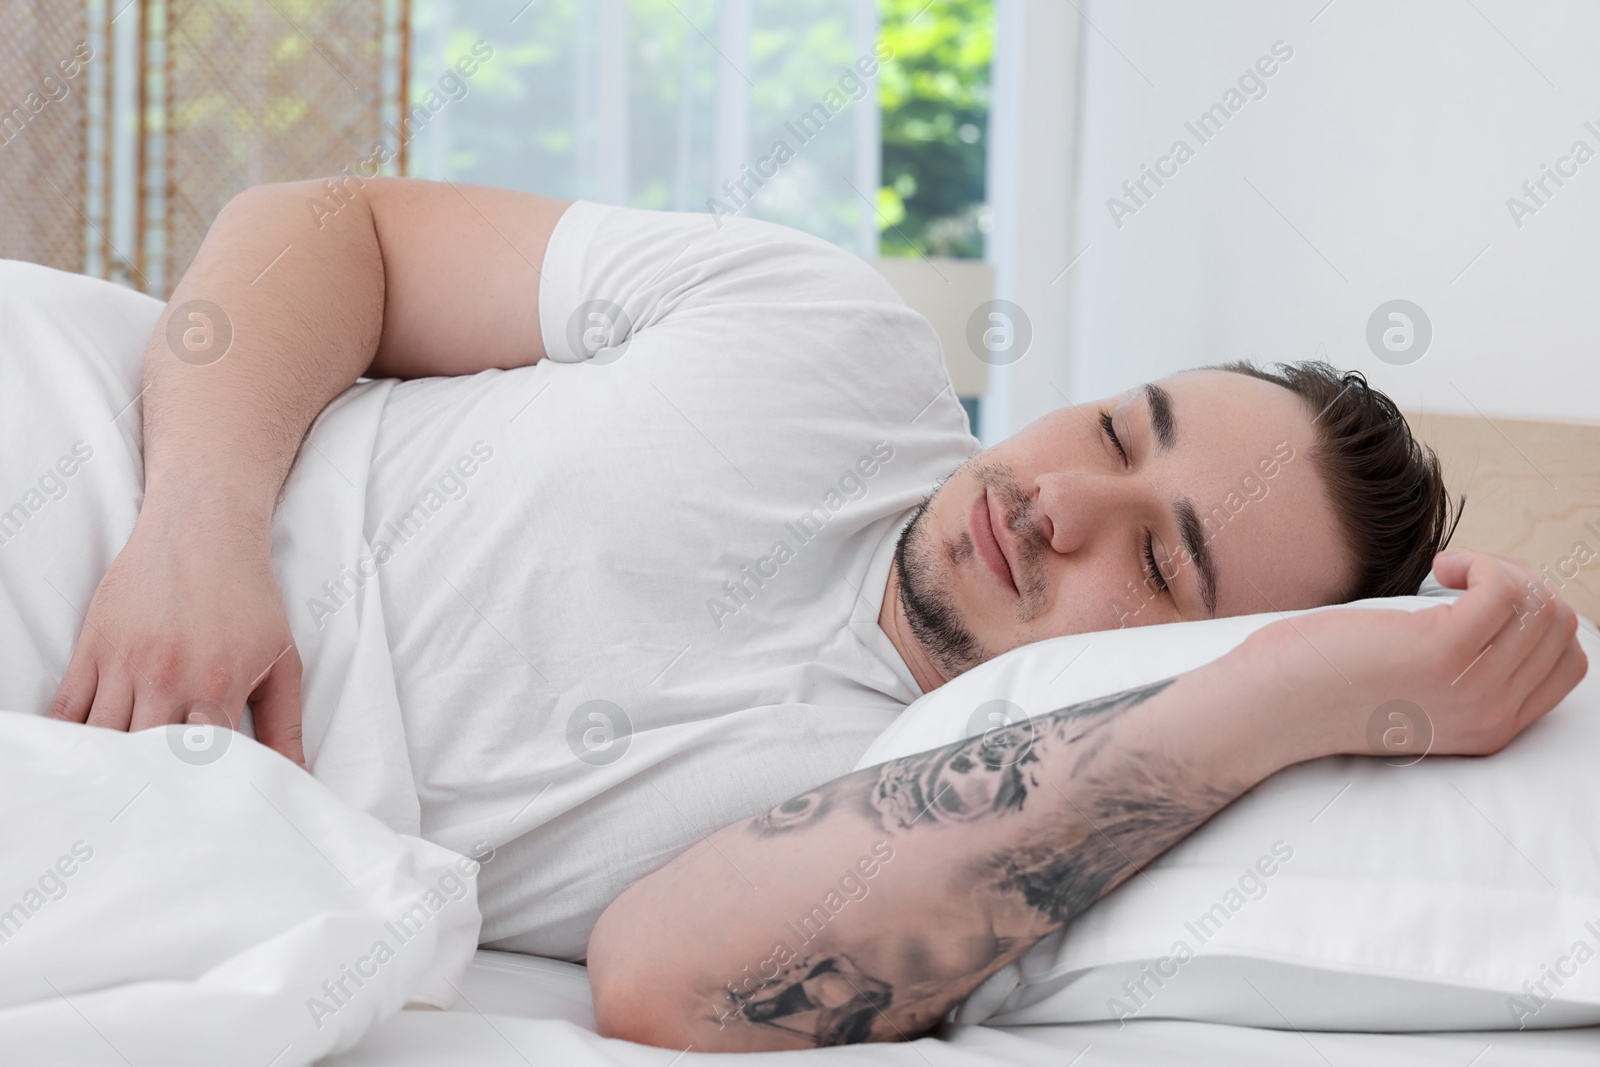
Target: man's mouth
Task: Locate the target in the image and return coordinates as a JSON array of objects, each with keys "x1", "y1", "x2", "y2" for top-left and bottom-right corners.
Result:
[{"x1": 970, "y1": 487, "x2": 1018, "y2": 595}]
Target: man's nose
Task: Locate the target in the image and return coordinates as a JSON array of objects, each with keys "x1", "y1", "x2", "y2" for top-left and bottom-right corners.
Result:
[{"x1": 1031, "y1": 470, "x2": 1145, "y2": 555}]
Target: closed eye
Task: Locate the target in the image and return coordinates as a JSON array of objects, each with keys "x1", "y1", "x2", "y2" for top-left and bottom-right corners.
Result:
[
  {"x1": 1103, "y1": 410, "x2": 1170, "y2": 599},
  {"x1": 1100, "y1": 411, "x2": 1129, "y2": 465},
  {"x1": 1143, "y1": 531, "x2": 1170, "y2": 596}
]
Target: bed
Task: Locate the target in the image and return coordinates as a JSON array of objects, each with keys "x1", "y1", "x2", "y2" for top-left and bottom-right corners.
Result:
[
  {"x1": 325, "y1": 950, "x2": 1600, "y2": 1066},
  {"x1": 0, "y1": 260, "x2": 1594, "y2": 1065}
]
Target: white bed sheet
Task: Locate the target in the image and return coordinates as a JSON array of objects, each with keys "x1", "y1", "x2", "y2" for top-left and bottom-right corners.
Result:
[{"x1": 320, "y1": 950, "x2": 1600, "y2": 1066}]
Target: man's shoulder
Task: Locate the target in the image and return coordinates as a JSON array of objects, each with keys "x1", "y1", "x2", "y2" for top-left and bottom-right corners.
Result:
[
  {"x1": 570, "y1": 200, "x2": 909, "y2": 314},
  {"x1": 546, "y1": 201, "x2": 976, "y2": 453}
]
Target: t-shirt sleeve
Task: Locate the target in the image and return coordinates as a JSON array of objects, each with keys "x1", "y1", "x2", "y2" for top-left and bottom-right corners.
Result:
[
  {"x1": 538, "y1": 201, "x2": 924, "y2": 366},
  {"x1": 534, "y1": 201, "x2": 969, "y2": 458}
]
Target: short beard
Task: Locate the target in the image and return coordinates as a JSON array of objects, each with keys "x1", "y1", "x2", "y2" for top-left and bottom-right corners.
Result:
[
  {"x1": 893, "y1": 492, "x2": 988, "y2": 679},
  {"x1": 891, "y1": 461, "x2": 1050, "y2": 681}
]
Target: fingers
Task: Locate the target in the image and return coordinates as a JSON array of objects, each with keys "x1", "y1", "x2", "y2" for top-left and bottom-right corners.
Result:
[
  {"x1": 1440, "y1": 551, "x2": 1536, "y2": 659},
  {"x1": 127, "y1": 658, "x2": 198, "y2": 732},
  {"x1": 86, "y1": 672, "x2": 136, "y2": 732},
  {"x1": 1429, "y1": 549, "x2": 1472, "y2": 590},
  {"x1": 249, "y1": 647, "x2": 306, "y2": 766},
  {"x1": 1508, "y1": 598, "x2": 1580, "y2": 700},
  {"x1": 1513, "y1": 635, "x2": 1589, "y2": 733},
  {"x1": 1431, "y1": 547, "x2": 1538, "y2": 589},
  {"x1": 46, "y1": 626, "x2": 309, "y2": 771},
  {"x1": 1471, "y1": 577, "x2": 1564, "y2": 685},
  {"x1": 48, "y1": 646, "x2": 97, "y2": 724}
]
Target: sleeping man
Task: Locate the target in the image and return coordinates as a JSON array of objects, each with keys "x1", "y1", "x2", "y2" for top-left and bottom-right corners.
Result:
[{"x1": 43, "y1": 179, "x2": 1585, "y2": 1050}]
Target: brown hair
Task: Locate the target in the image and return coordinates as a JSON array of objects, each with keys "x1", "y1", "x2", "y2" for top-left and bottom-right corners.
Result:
[{"x1": 1210, "y1": 359, "x2": 1462, "y2": 601}]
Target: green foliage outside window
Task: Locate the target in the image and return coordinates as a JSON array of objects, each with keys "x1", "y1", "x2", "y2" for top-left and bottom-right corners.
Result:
[{"x1": 877, "y1": 0, "x2": 994, "y2": 259}]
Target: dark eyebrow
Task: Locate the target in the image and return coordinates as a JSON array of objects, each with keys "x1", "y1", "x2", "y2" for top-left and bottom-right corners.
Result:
[
  {"x1": 1143, "y1": 383, "x2": 1176, "y2": 452},
  {"x1": 1174, "y1": 498, "x2": 1218, "y2": 617}
]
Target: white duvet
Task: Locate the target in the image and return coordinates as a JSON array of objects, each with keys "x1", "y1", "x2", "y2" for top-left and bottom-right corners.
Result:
[{"x1": 0, "y1": 715, "x2": 479, "y2": 1066}]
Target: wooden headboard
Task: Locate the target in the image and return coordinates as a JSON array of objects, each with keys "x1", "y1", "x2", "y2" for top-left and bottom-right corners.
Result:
[{"x1": 1405, "y1": 411, "x2": 1600, "y2": 622}]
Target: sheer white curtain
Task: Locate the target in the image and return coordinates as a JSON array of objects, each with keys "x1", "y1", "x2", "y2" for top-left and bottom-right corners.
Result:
[{"x1": 406, "y1": 0, "x2": 881, "y2": 255}]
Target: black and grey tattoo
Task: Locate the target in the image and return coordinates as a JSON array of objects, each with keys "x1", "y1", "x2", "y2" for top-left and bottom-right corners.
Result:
[
  {"x1": 724, "y1": 954, "x2": 891, "y2": 1046},
  {"x1": 873, "y1": 677, "x2": 1174, "y2": 831},
  {"x1": 719, "y1": 675, "x2": 1246, "y2": 1048},
  {"x1": 751, "y1": 790, "x2": 833, "y2": 836},
  {"x1": 988, "y1": 757, "x2": 1234, "y2": 925}
]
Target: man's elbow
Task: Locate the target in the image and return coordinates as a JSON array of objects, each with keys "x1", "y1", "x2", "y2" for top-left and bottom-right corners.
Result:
[
  {"x1": 587, "y1": 897, "x2": 697, "y2": 1049},
  {"x1": 589, "y1": 961, "x2": 674, "y2": 1047},
  {"x1": 221, "y1": 177, "x2": 386, "y2": 225}
]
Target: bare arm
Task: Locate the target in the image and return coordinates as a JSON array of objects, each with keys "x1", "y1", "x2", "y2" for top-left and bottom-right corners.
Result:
[
  {"x1": 138, "y1": 177, "x2": 568, "y2": 512},
  {"x1": 50, "y1": 178, "x2": 569, "y2": 759},
  {"x1": 591, "y1": 665, "x2": 1278, "y2": 1050},
  {"x1": 587, "y1": 550, "x2": 1586, "y2": 1050}
]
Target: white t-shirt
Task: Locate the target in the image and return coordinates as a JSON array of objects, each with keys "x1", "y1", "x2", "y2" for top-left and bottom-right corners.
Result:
[{"x1": 354, "y1": 203, "x2": 977, "y2": 958}]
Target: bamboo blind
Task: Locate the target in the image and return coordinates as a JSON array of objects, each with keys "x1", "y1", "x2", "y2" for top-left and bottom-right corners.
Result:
[
  {"x1": 148, "y1": 0, "x2": 395, "y2": 294},
  {"x1": 0, "y1": 0, "x2": 90, "y2": 273},
  {"x1": 0, "y1": 1, "x2": 399, "y2": 295}
]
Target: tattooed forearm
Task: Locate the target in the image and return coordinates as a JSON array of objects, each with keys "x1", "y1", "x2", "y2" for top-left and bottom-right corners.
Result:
[
  {"x1": 748, "y1": 680, "x2": 1177, "y2": 842},
  {"x1": 871, "y1": 677, "x2": 1174, "y2": 832},
  {"x1": 600, "y1": 669, "x2": 1297, "y2": 1051},
  {"x1": 1046, "y1": 676, "x2": 1177, "y2": 727},
  {"x1": 990, "y1": 757, "x2": 1234, "y2": 925},
  {"x1": 872, "y1": 723, "x2": 1039, "y2": 829},
  {"x1": 718, "y1": 679, "x2": 1206, "y2": 1045}
]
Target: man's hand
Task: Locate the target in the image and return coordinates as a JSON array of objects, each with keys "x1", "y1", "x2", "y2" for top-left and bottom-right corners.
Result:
[
  {"x1": 1254, "y1": 548, "x2": 1587, "y2": 761},
  {"x1": 49, "y1": 501, "x2": 305, "y2": 764}
]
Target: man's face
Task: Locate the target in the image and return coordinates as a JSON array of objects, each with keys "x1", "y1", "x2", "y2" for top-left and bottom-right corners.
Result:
[{"x1": 892, "y1": 369, "x2": 1357, "y2": 679}]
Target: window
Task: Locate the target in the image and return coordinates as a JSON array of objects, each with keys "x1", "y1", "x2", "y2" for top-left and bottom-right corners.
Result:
[
  {"x1": 407, "y1": 0, "x2": 885, "y2": 255},
  {"x1": 875, "y1": 0, "x2": 993, "y2": 260}
]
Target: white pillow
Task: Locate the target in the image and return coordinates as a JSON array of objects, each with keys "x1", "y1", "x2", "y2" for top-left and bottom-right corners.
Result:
[
  {"x1": 0, "y1": 713, "x2": 481, "y2": 1066},
  {"x1": 857, "y1": 593, "x2": 1600, "y2": 1032}
]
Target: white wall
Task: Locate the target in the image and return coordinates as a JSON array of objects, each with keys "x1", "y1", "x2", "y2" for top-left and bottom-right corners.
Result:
[{"x1": 1066, "y1": 0, "x2": 1600, "y2": 424}]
